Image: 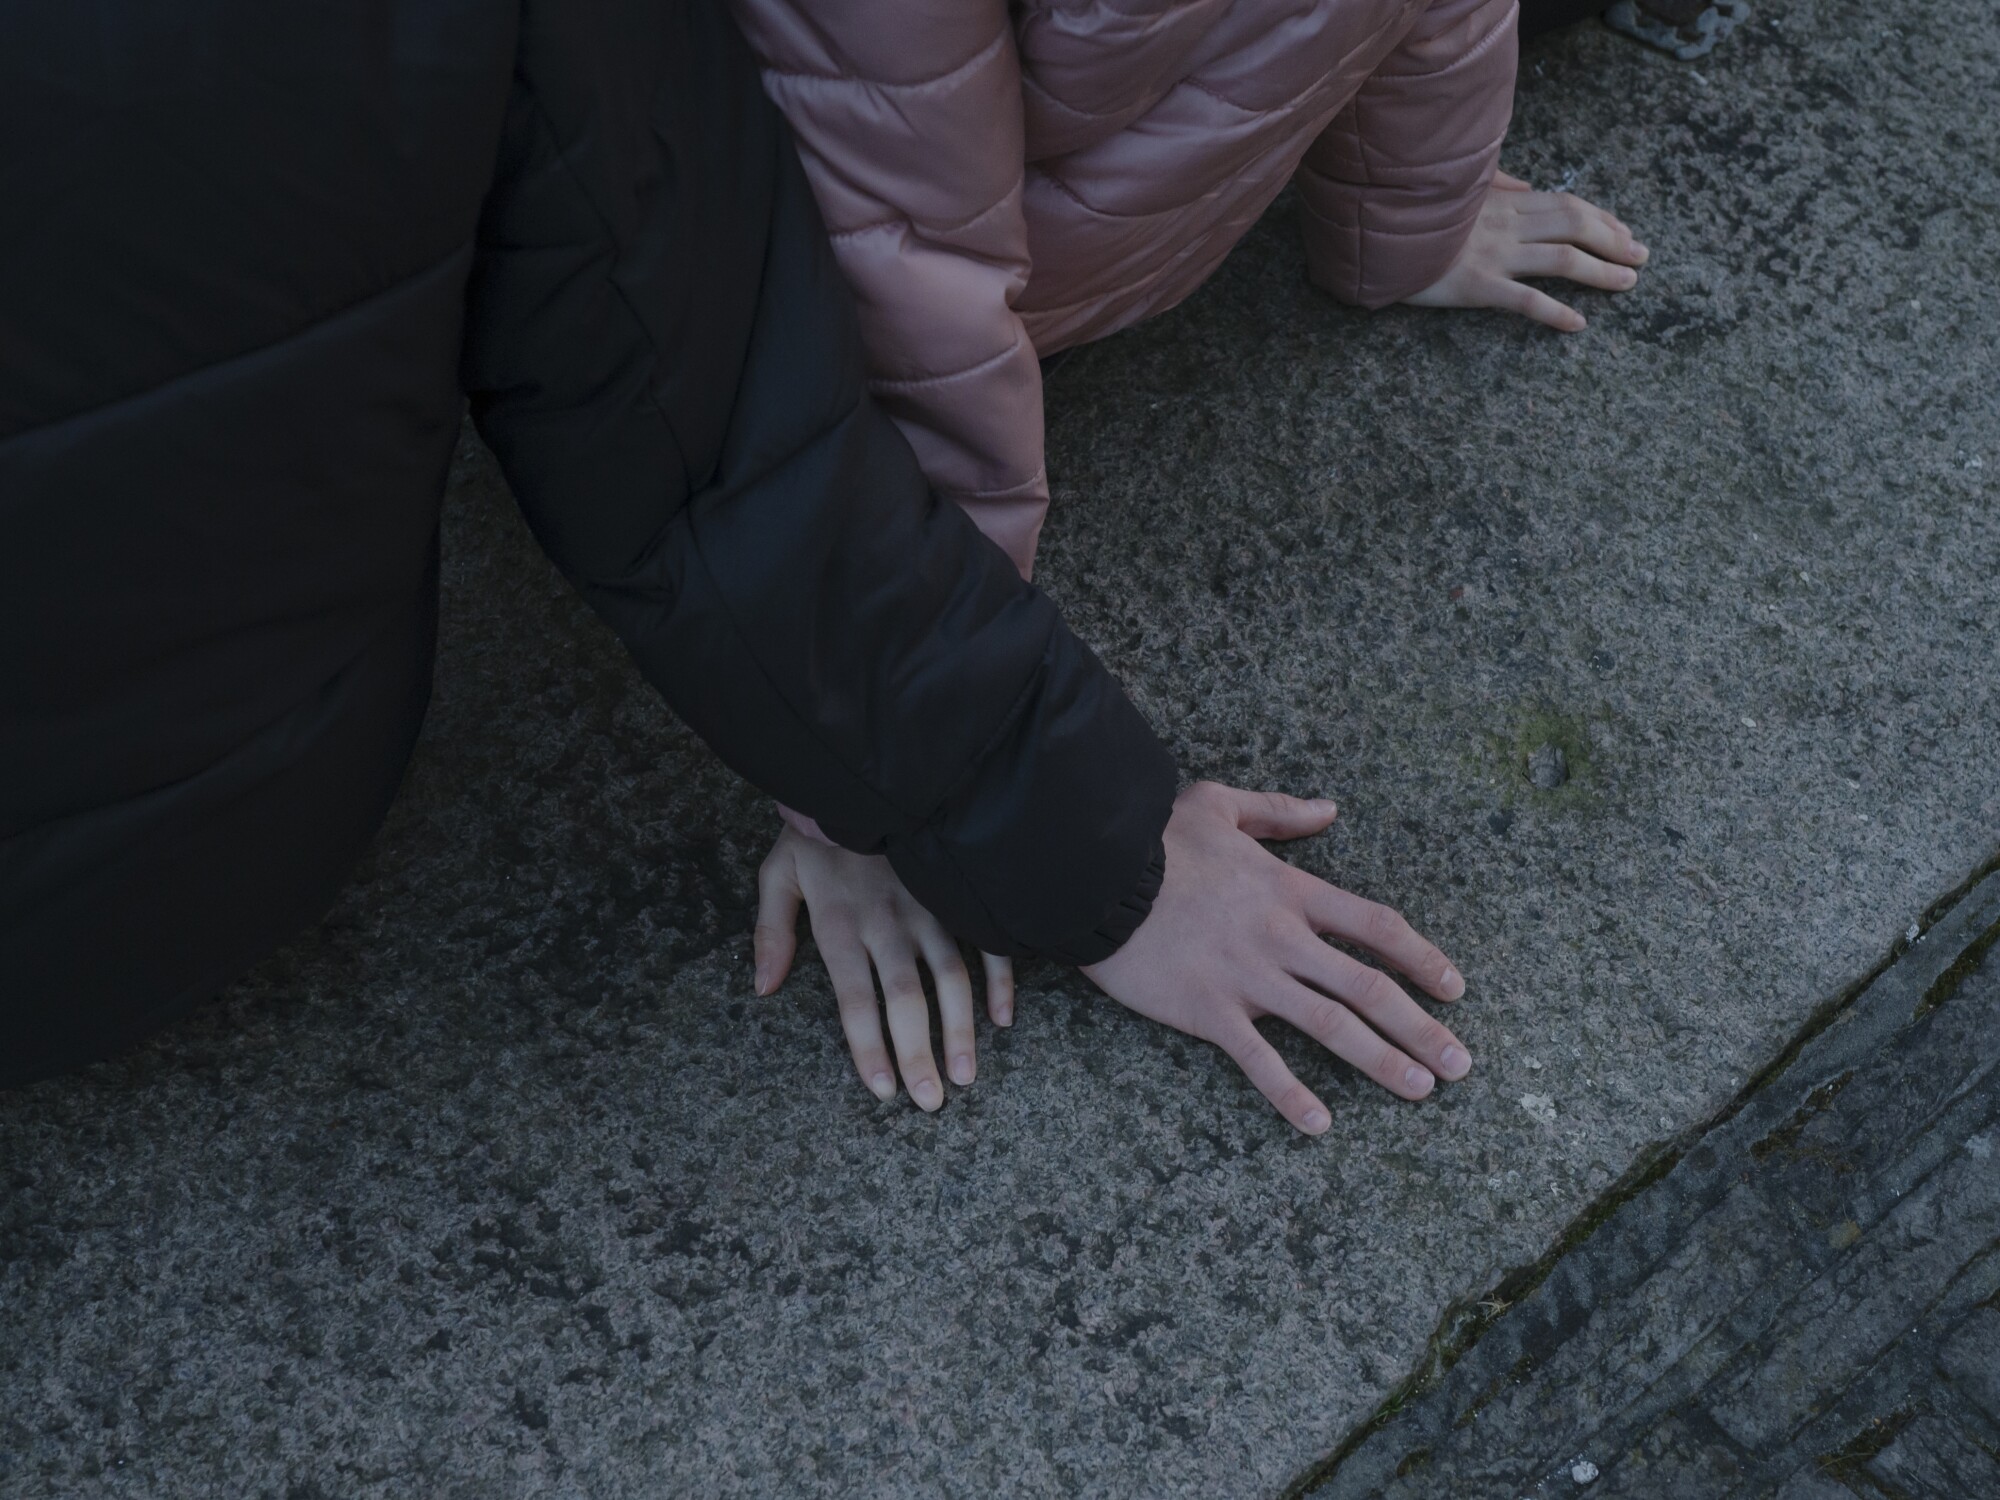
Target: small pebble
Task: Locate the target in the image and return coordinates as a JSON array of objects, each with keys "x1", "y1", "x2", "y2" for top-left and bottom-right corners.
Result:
[
  {"x1": 1572, "y1": 1459, "x2": 1600, "y2": 1484},
  {"x1": 1528, "y1": 742, "x2": 1569, "y2": 791}
]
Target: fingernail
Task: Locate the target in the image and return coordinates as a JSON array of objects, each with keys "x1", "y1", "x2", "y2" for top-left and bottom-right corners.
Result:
[
  {"x1": 950, "y1": 1054, "x2": 974, "y2": 1085},
  {"x1": 1303, "y1": 1108, "x2": 1330, "y2": 1133},
  {"x1": 996, "y1": 1004, "x2": 1013, "y2": 1027},
  {"x1": 1313, "y1": 799, "x2": 1339, "y2": 816},
  {"x1": 1619, "y1": 267, "x2": 1638, "y2": 286},
  {"x1": 871, "y1": 1071, "x2": 895, "y2": 1101},
  {"x1": 912, "y1": 1079, "x2": 942, "y2": 1111},
  {"x1": 1441, "y1": 1045, "x2": 1471, "y2": 1079},
  {"x1": 1632, "y1": 241, "x2": 1651, "y2": 261},
  {"x1": 1441, "y1": 966, "x2": 1464, "y2": 998},
  {"x1": 1404, "y1": 1065, "x2": 1435, "y2": 1094}
]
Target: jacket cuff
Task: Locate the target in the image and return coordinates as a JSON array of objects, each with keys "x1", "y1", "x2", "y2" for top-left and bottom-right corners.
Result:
[
  {"x1": 1297, "y1": 188, "x2": 1488, "y2": 309},
  {"x1": 1050, "y1": 835, "x2": 1165, "y2": 967}
]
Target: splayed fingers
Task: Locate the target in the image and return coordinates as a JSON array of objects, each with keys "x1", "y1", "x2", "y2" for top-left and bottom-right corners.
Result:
[{"x1": 1082, "y1": 781, "x2": 1474, "y2": 1136}]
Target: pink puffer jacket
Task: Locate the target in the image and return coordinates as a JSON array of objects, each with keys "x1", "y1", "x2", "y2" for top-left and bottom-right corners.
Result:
[{"x1": 732, "y1": 0, "x2": 1517, "y2": 575}]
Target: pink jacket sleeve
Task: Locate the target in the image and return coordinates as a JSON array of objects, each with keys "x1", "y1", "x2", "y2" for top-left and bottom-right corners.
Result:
[
  {"x1": 729, "y1": 0, "x2": 1049, "y2": 577},
  {"x1": 1295, "y1": 0, "x2": 1519, "y2": 309}
]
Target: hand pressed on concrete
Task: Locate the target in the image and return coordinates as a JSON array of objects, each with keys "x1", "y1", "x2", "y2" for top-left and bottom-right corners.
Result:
[
  {"x1": 1402, "y1": 168, "x2": 1650, "y2": 332},
  {"x1": 755, "y1": 823, "x2": 1013, "y2": 1110},
  {"x1": 1082, "y1": 783, "x2": 1470, "y2": 1135}
]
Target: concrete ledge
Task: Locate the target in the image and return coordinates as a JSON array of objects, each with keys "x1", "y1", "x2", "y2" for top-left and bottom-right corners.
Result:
[{"x1": 1301, "y1": 867, "x2": 2000, "y2": 1497}]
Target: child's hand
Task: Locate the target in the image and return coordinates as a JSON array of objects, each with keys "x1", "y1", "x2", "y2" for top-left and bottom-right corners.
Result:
[
  {"x1": 1402, "y1": 169, "x2": 1649, "y2": 331},
  {"x1": 1082, "y1": 783, "x2": 1470, "y2": 1135},
  {"x1": 754, "y1": 823, "x2": 1013, "y2": 1110}
]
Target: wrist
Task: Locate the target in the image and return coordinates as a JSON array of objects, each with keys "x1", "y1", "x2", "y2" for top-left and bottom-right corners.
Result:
[{"x1": 775, "y1": 802, "x2": 836, "y2": 847}]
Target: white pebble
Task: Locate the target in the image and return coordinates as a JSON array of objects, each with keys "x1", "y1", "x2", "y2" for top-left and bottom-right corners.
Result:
[{"x1": 1572, "y1": 1459, "x2": 1600, "y2": 1484}]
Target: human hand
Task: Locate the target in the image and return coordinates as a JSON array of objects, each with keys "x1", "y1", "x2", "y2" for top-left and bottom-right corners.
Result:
[
  {"x1": 1081, "y1": 783, "x2": 1469, "y2": 1135},
  {"x1": 754, "y1": 823, "x2": 1013, "y2": 1110},
  {"x1": 1401, "y1": 168, "x2": 1649, "y2": 331}
]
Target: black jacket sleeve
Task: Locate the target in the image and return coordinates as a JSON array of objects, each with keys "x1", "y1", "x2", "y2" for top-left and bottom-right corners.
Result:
[{"x1": 459, "y1": 0, "x2": 1175, "y2": 963}]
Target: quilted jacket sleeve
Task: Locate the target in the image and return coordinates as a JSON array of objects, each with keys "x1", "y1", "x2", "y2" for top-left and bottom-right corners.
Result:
[
  {"x1": 460, "y1": 0, "x2": 1174, "y2": 963},
  {"x1": 1295, "y1": 0, "x2": 1518, "y2": 308},
  {"x1": 729, "y1": 0, "x2": 1049, "y2": 576}
]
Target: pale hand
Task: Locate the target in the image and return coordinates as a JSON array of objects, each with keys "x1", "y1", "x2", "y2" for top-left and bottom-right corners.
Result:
[
  {"x1": 1402, "y1": 169, "x2": 1649, "y2": 332},
  {"x1": 1082, "y1": 783, "x2": 1470, "y2": 1135},
  {"x1": 755, "y1": 824, "x2": 1012, "y2": 1111}
]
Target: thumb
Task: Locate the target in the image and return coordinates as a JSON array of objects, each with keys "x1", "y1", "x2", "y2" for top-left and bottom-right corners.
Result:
[
  {"x1": 1221, "y1": 785, "x2": 1340, "y2": 842},
  {"x1": 753, "y1": 855, "x2": 803, "y2": 996}
]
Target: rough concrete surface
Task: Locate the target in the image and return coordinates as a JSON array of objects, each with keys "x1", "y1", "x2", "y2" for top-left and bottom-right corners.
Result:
[{"x1": 4, "y1": 2, "x2": 1998, "y2": 1496}]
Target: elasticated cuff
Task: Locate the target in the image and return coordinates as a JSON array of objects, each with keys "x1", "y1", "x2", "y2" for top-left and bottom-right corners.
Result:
[{"x1": 1051, "y1": 835, "x2": 1165, "y2": 967}]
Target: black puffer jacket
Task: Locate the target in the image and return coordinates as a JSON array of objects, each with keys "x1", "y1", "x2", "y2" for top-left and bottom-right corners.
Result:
[{"x1": 0, "y1": 0, "x2": 1176, "y2": 1087}]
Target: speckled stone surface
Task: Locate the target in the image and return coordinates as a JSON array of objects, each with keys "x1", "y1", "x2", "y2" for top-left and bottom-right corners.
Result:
[{"x1": 4, "y1": 3, "x2": 1997, "y2": 1496}]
